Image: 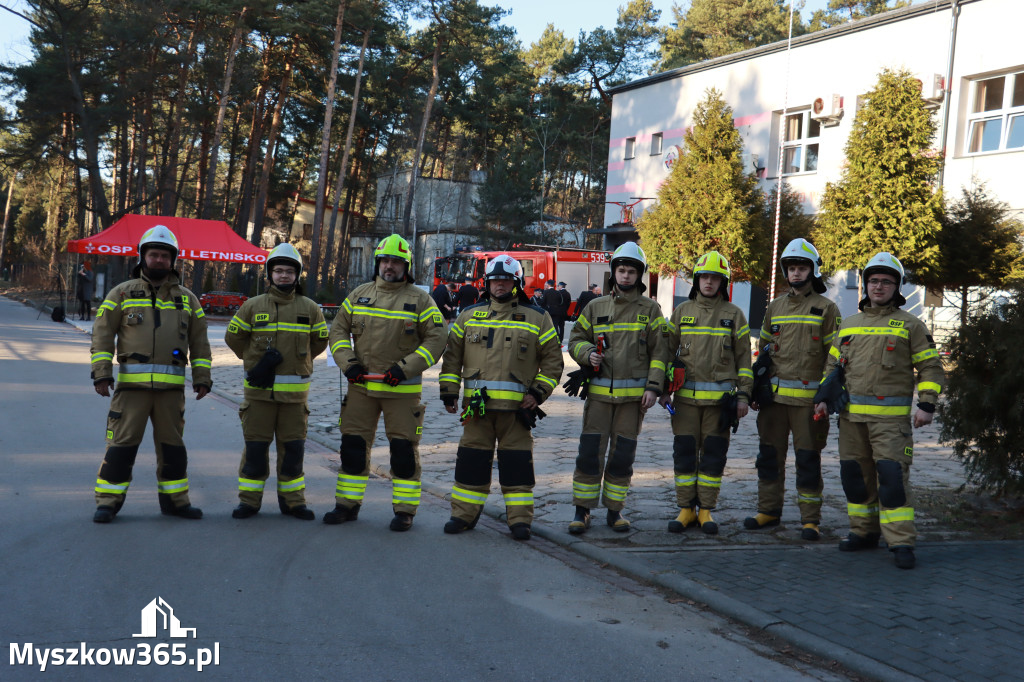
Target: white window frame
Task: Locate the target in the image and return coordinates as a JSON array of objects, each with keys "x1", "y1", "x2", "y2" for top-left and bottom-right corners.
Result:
[
  {"x1": 779, "y1": 109, "x2": 821, "y2": 176},
  {"x1": 624, "y1": 137, "x2": 636, "y2": 160},
  {"x1": 650, "y1": 132, "x2": 663, "y2": 156},
  {"x1": 965, "y1": 69, "x2": 1024, "y2": 155}
]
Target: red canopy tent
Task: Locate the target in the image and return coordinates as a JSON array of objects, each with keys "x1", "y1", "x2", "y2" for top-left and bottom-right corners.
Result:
[{"x1": 67, "y1": 214, "x2": 268, "y2": 264}]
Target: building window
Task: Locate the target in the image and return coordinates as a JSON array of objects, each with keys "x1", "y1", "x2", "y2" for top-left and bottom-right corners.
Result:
[
  {"x1": 302, "y1": 223, "x2": 312, "y2": 240},
  {"x1": 846, "y1": 270, "x2": 859, "y2": 289},
  {"x1": 391, "y1": 195, "x2": 403, "y2": 219},
  {"x1": 624, "y1": 137, "x2": 636, "y2": 160},
  {"x1": 350, "y1": 247, "x2": 363, "y2": 278},
  {"x1": 966, "y1": 70, "x2": 1024, "y2": 154},
  {"x1": 650, "y1": 132, "x2": 663, "y2": 155},
  {"x1": 779, "y1": 110, "x2": 820, "y2": 175}
]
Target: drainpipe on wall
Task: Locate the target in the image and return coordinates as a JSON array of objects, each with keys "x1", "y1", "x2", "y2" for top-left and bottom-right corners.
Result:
[{"x1": 936, "y1": 0, "x2": 962, "y2": 189}]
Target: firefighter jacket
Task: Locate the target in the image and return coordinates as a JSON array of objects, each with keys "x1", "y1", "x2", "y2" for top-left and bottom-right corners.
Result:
[
  {"x1": 823, "y1": 303, "x2": 944, "y2": 422},
  {"x1": 225, "y1": 286, "x2": 329, "y2": 403},
  {"x1": 439, "y1": 298, "x2": 564, "y2": 412},
  {"x1": 666, "y1": 294, "x2": 753, "y2": 406},
  {"x1": 759, "y1": 287, "x2": 841, "y2": 406},
  {"x1": 329, "y1": 278, "x2": 447, "y2": 398},
  {"x1": 568, "y1": 287, "x2": 668, "y2": 403},
  {"x1": 90, "y1": 272, "x2": 212, "y2": 391}
]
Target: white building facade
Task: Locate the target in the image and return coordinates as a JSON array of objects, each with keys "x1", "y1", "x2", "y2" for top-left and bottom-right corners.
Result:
[{"x1": 605, "y1": 0, "x2": 1022, "y2": 332}]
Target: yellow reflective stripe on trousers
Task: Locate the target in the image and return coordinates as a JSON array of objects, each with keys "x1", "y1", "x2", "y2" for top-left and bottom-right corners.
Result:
[
  {"x1": 239, "y1": 477, "x2": 265, "y2": 492},
  {"x1": 452, "y1": 486, "x2": 487, "y2": 505},
  {"x1": 95, "y1": 478, "x2": 130, "y2": 494},
  {"x1": 392, "y1": 479, "x2": 422, "y2": 505},
  {"x1": 697, "y1": 473, "x2": 721, "y2": 488},
  {"x1": 798, "y1": 492, "x2": 822, "y2": 504},
  {"x1": 573, "y1": 481, "x2": 600, "y2": 500},
  {"x1": 602, "y1": 481, "x2": 628, "y2": 502},
  {"x1": 336, "y1": 473, "x2": 368, "y2": 500},
  {"x1": 674, "y1": 474, "x2": 696, "y2": 487},
  {"x1": 157, "y1": 478, "x2": 189, "y2": 494},
  {"x1": 278, "y1": 477, "x2": 305, "y2": 492},
  {"x1": 503, "y1": 492, "x2": 533, "y2": 506},
  {"x1": 847, "y1": 502, "x2": 879, "y2": 517},
  {"x1": 880, "y1": 507, "x2": 914, "y2": 524}
]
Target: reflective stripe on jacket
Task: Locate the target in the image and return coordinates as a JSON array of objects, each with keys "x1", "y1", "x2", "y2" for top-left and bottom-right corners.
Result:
[
  {"x1": 823, "y1": 303, "x2": 944, "y2": 421},
  {"x1": 759, "y1": 288, "x2": 841, "y2": 405},
  {"x1": 90, "y1": 273, "x2": 212, "y2": 390},
  {"x1": 568, "y1": 287, "x2": 668, "y2": 403}
]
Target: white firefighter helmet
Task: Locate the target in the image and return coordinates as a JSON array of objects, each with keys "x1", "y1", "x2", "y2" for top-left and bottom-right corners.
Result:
[
  {"x1": 138, "y1": 225, "x2": 179, "y2": 266},
  {"x1": 484, "y1": 254, "x2": 524, "y2": 287},
  {"x1": 610, "y1": 242, "x2": 647, "y2": 275},
  {"x1": 863, "y1": 251, "x2": 906, "y2": 284},
  {"x1": 779, "y1": 238, "x2": 822, "y2": 278},
  {"x1": 267, "y1": 242, "x2": 303, "y2": 276}
]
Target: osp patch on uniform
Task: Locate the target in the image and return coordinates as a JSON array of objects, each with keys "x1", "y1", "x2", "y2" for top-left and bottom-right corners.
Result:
[
  {"x1": 319, "y1": 329, "x2": 329, "y2": 337},
  {"x1": 254, "y1": 313, "x2": 270, "y2": 323},
  {"x1": 720, "y1": 318, "x2": 734, "y2": 328},
  {"x1": 904, "y1": 445, "x2": 913, "y2": 457},
  {"x1": 432, "y1": 312, "x2": 443, "y2": 325},
  {"x1": 889, "y1": 319, "x2": 905, "y2": 328},
  {"x1": 679, "y1": 316, "x2": 696, "y2": 325},
  {"x1": 357, "y1": 297, "x2": 371, "y2": 304},
  {"x1": 637, "y1": 314, "x2": 650, "y2": 324},
  {"x1": 473, "y1": 310, "x2": 488, "y2": 318},
  {"x1": 513, "y1": 314, "x2": 525, "y2": 321},
  {"x1": 416, "y1": 426, "x2": 423, "y2": 435},
  {"x1": 228, "y1": 323, "x2": 239, "y2": 334}
]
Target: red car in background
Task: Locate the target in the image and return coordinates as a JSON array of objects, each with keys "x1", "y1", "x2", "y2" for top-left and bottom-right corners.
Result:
[{"x1": 199, "y1": 291, "x2": 247, "y2": 315}]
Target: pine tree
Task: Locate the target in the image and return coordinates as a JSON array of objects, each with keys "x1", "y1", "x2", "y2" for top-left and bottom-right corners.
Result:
[
  {"x1": 636, "y1": 88, "x2": 767, "y2": 281},
  {"x1": 815, "y1": 68, "x2": 943, "y2": 279}
]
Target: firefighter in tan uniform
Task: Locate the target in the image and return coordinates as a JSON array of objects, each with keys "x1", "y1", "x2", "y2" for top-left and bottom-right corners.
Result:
[
  {"x1": 744, "y1": 239, "x2": 840, "y2": 541},
  {"x1": 814, "y1": 253, "x2": 944, "y2": 570},
  {"x1": 90, "y1": 226, "x2": 211, "y2": 523},
  {"x1": 225, "y1": 244, "x2": 328, "y2": 520},
  {"x1": 439, "y1": 255, "x2": 564, "y2": 540},
  {"x1": 660, "y1": 251, "x2": 753, "y2": 535},
  {"x1": 565, "y1": 242, "x2": 668, "y2": 534},
  {"x1": 325, "y1": 234, "x2": 447, "y2": 532}
]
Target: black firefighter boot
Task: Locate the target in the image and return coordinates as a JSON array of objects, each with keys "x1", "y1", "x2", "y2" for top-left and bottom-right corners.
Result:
[{"x1": 568, "y1": 506, "x2": 591, "y2": 535}]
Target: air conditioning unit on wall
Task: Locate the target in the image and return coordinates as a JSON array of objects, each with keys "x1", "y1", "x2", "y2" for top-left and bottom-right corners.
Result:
[
  {"x1": 917, "y1": 73, "x2": 946, "y2": 111},
  {"x1": 811, "y1": 94, "x2": 844, "y2": 127}
]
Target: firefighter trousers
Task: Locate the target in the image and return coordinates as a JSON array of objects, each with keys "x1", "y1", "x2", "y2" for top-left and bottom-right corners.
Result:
[
  {"x1": 755, "y1": 402, "x2": 828, "y2": 523},
  {"x1": 572, "y1": 400, "x2": 643, "y2": 511},
  {"x1": 237, "y1": 400, "x2": 310, "y2": 510},
  {"x1": 450, "y1": 411, "x2": 535, "y2": 527},
  {"x1": 335, "y1": 391, "x2": 426, "y2": 515},
  {"x1": 94, "y1": 389, "x2": 191, "y2": 512},
  {"x1": 670, "y1": 401, "x2": 730, "y2": 510},
  {"x1": 838, "y1": 417, "x2": 916, "y2": 547}
]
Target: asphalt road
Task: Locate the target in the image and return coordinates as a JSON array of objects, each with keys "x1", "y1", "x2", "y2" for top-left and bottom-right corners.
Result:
[{"x1": 0, "y1": 296, "x2": 843, "y2": 680}]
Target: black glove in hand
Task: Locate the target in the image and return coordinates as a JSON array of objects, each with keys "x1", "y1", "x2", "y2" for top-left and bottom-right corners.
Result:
[
  {"x1": 383, "y1": 363, "x2": 406, "y2": 387},
  {"x1": 562, "y1": 367, "x2": 596, "y2": 399},
  {"x1": 344, "y1": 363, "x2": 367, "y2": 383},
  {"x1": 246, "y1": 348, "x2": 283, "y2": 389},
  {"x1": 441, "y1": 394, "x2": 458, "y2": 409},
  {"x1": 516, "y1": 406, "x2": 547, "y2": 429}
]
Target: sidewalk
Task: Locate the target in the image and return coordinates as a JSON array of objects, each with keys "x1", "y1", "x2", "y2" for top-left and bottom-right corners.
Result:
[{"x1": 57, "y1": 307, "x2": 1024, "y2": 682}]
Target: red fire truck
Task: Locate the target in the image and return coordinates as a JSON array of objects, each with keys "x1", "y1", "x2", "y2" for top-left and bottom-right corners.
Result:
[{"x1": 433, "y1": 245, "x2": 612, "y2": 316}]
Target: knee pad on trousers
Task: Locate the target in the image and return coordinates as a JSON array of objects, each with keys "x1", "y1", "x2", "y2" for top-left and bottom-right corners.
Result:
[
  {"x1": 99, "y1": 445, "x2": 140, "y2": 482},
  {"x1": 454, "y1": 447, "x2": 493, "y2": 486},
  {"x1": 701, "y1": 436, "x2": 729, "y2": 476},
  {"x1": 159, "y1": 444, "x2": 188, "y2": 480},
  {"x1": 877, "y1": 459, "x2": 907, "y2": 508},
  {"x1": 339, "y1": 434, "x2": 368, "y2": 475},
  {"x1": 389, "y1": 438, "x2": 416, "y2": 479},
  {"x1": 497, "y1": 449, "x2": 535, "y2": 487},
  {"x1": 281, "y1": 440, "x2": 305, "y2": 478},
  {"x1": 576, "y1": 433, "x2": 602, "y2": 476},
  {"x1": 840, "y1": 460, "x2": 869, "y2": 504},
  {"x1": 241, "y1": 441, "x2": 271, "y2": 478},
  {"x1": 672, "y1": 435, "x2": 697, "y2": 472},
  {"x1": 794, "y1": 449, "x2": 821, "y2": 489},
  {"x1": 607, "y1": 437, "x2": 637, "y2": 478},
  {"x1": 755, "y1": 443, "x2": 779, "y2": 481}
]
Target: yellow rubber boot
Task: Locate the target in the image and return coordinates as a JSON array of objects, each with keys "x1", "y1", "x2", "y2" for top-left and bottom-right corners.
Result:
[
  {"x1": 801, "y1": 523, "x2": 820, "y2": 541},
  {"x1": 743, "y1": 513, "x2": 780, "y2": 530},
  {"x1": 697, "y1": 508, "x2": 718, "y2": 535},
  {"x1": 667, "y1": 507, "x2": 698, "y2": 533}
]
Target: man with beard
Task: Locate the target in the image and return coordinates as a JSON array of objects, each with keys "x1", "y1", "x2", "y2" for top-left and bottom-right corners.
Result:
[
  {"x1": 90, "y1": 225, "x2": 211, "y2": 523},
  {"x1": 744, "y1": 239, "x2": 840, "y2": 541},
  {"x1": 325, "y1": 234, "x2": 447, "y2": 532},
  {"x1": 225, "y1": 243, "x2": 329, "y2": 521}
]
